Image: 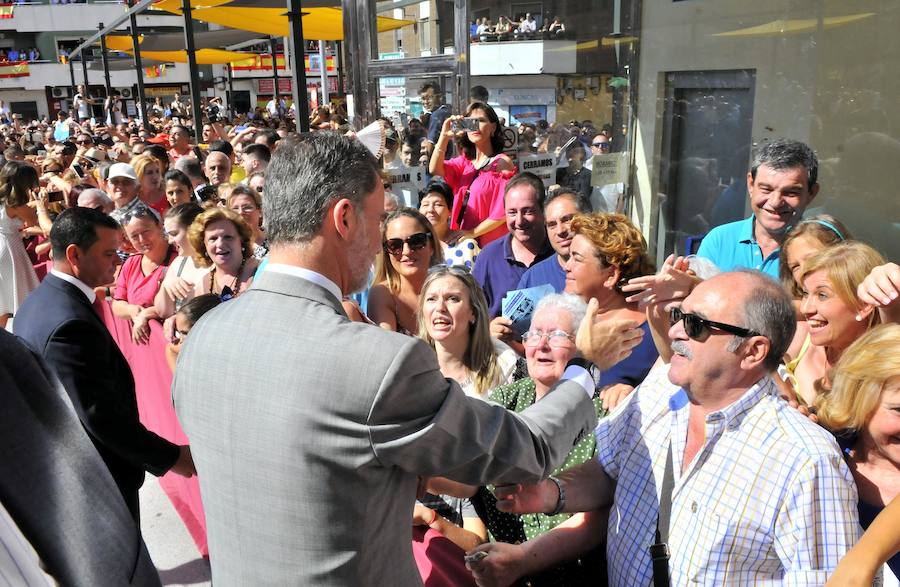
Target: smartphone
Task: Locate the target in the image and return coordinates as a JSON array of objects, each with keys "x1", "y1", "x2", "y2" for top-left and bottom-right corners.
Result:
[
  {"x1": 37, "y1": 149, "x2": 47, "y2": 157},
  {"x1": 452, "y1": 118, "x2": 480, "y2": 132},
  {"x1": 72, "y1": 163, "x2": 85, "y2": 179},
  {"x1": 47, "y1": 191, "x2": 65, "y2": 203}
]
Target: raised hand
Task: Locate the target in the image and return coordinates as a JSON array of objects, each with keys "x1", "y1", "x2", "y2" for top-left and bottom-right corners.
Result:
[{"x1": 575, "y1": 298, "x2": 644, "y2": 370}]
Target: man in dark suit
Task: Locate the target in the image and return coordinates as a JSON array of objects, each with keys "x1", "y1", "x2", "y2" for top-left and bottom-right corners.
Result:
[
  {"x1": 0, "y1": 329, "x2": 162, "y2": 586},
  {"x1": 14, "y1": 207, "x2": 195, "y2": 521}
]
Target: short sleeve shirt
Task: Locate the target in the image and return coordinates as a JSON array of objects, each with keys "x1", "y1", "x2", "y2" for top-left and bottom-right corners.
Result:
[{"x1": 696, "y1": 216, "x2": 780, "y2": 279}]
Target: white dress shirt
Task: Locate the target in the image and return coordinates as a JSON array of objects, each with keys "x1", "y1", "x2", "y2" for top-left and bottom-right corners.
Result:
[
  {"x1": 49, "y1": 269, "x2": 96, "y2": 304},
  {"x1": 263, "y1": 264, "x2": 343, "y2": 304}
]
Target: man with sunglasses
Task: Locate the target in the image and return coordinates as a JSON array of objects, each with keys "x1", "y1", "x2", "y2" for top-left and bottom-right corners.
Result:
[
  {"x1": 485, "y1": 270, "x2": 859, "y2": 585},
  {"x1": 696, "y1": 138, "x2": 819, "y2": 278},
  {"x1": 586, "y1": 132, "x2": 625, "y2": 213}
]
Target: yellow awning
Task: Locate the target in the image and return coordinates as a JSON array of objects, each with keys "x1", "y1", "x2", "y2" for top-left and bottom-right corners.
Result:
[
  {"x1": 714, "y1": 13, "x2": 874, "y2": 37},
  {"x1": 152, "y1": 0, "x2": 412, "y2": 40},
  {"x1": 118, "y1": 47, "x2": 258, "y2": 64}
]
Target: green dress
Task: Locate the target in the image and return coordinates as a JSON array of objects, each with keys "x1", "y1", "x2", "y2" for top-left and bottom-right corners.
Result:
[{"x1": 471, "y1": 377, "x2": 608, "y2": 586}]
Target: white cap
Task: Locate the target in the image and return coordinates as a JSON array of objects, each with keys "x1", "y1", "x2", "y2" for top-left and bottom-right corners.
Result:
[{"x1": 107, "y1": 162, "x2": 138, "y2": 182}]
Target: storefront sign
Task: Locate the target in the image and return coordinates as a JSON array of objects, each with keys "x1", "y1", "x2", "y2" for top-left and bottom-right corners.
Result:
[{"x1": 495, "y1": 89, "x2": 556, "y2": 105}]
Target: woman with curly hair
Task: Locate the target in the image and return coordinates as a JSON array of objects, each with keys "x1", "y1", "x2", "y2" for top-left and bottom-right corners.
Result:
[
  {"x1": 188, "y1": 207, "x2": 259, "y2": 301},
  {"x1": 565, "y1": 212, "x2": 658, "y2": 406},
  {"x1": 429, "y1": 101, "x2": 515, "y2": 247}
]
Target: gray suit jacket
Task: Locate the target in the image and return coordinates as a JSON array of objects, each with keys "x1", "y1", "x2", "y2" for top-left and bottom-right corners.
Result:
[{"x1": 173, "y1": 270, "x2": 597, "y2": 586}]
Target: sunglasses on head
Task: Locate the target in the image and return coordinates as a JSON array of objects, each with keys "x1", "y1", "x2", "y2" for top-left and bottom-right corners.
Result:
[
  {"x1": 383, "y1": 232, "x2": 431, "y2": 256},
  {"x1": 669, "y1": 307, "x2": 761, "y2": 341},
  {"x1": 122, "y1": 205, "x2": 160, "y2": 225}
]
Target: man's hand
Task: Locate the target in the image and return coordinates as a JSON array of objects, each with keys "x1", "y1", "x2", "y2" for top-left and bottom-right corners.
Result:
[
  {"x1": 599, "y1": 383, "x2": 634, "y2": 411},
  {"x1": 575, "y1": 298, "x2": 643, "y2": 370},
  {"x1": 621, "y1": 254, "x2": 699, "y2": 308},
  {"x1": 493, "y1": 480, "x2": 557, "y2": 515},
  {"x1": 169, "y1": 445, "x2": 196, "y2": 477},
  {"x1": 489, "y1": 316, "x2": 516, "y2": 343},
  {"x1": 466, "y1": 542, "x2": 526, "y2": 587}
]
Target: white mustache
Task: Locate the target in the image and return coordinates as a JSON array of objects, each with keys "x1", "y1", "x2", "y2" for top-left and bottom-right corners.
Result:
[{"x1": 671, "y1": 340, "x2": 693, "y2": 359}]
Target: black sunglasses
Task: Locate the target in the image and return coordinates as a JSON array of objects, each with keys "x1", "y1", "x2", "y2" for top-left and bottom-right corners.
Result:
[
  {"x1": 592, "y1": 142, "x2": 610, "y2": 149},
  {"x1": 669, "y1": 307, "x2": 761, "y2": 341},
  {"x1": 383, "y1": 232, "x2": 431, "y2": 256}
]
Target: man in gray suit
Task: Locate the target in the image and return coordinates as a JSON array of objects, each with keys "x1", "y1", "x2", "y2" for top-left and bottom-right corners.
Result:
[{"x1": 173, "y1": 132, "x2": 642, "y2": 586}]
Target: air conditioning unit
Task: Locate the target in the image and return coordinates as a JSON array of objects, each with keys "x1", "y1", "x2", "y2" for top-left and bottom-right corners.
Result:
[
  {"x1": 51, "y1": 87, "x2": 70, "y2": 98},
  {"x1": 120, "y1": 88, "x2": 133, "y2": 99}
]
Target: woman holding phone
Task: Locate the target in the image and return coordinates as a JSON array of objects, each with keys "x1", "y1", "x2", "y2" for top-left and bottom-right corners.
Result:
[{"x1": 429, "y1": 101, "x2": 515, "y2": 247}]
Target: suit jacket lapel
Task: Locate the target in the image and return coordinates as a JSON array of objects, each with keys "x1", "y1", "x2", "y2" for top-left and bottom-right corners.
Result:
[{"x1": 44, "y1": 274, "x2": 107, "y2": 327}]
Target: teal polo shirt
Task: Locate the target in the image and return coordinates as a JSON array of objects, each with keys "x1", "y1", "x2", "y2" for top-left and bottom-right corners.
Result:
[{"x1": 696, "y1": 216, "x2": 780, "y2": 279}]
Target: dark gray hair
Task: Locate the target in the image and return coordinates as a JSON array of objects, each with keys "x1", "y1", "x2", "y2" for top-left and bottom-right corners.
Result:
[
  {"x1": 545, "y1": 188, "x2": 592, "y2": 214},
  {"x1": 504, "y1": 172, "x2": 546, "y2": 210},
  {"x1": 263, "y1": 132, "x2": 380, "y2": 244},
  {"x1": 750, "y1": 138, "x2": 818, "y2": 190},
  {"x1": 727, "y1": 270, "x2": 797, "y2": 371}
]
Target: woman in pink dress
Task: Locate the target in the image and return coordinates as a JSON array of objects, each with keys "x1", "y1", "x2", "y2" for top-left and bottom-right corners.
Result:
[
  {"x1": 429, "y1": 101, "x2": 516, "y2": 248},
  {"x1": 103, "y1": 202, "x2": 209, "y2": 555}
]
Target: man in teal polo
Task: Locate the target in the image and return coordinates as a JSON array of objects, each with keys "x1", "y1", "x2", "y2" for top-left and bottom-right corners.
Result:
[{"x1": 697, "y1": 139, "x2": 819, "y2": 279}]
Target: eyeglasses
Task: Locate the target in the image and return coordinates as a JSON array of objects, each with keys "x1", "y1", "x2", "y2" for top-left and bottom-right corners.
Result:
[
  {"x1": 383, "y1": 232, "x2": 431, "y2": 255},
  {"x1": 253, "y1": 185, "x2": 263, "y2": 193},
  {"x1": 521, "y1": 329, "x2": 575, "y2": 349},
  {"x1": 592, "y1": 142, "x2": 610, "y2": 150},
  {"x1": 669, "y1": 307, "x2": 761, "y2": 341},
  {"x1": 232, "y1": 205, "x2": 258, "y2": 214},
  {"x1": 76, "y1": 139, "x2": 92, "y2": 145},
  {"x1": 428, "y1": 263, "x2": 472, "y2": 275}
]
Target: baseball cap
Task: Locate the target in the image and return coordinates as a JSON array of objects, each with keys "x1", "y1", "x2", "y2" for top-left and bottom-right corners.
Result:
[{"x1": 107, "y1": 162, "x2": 138, "y2": 182}]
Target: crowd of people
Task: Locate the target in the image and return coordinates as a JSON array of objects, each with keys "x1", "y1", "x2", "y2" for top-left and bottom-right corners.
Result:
[{"x1": 1, "y1": 82, "x2": 899, "y2": 587}]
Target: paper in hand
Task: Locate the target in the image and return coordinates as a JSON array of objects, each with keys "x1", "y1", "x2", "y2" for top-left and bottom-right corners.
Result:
[{"x1": 501, "y1": 285, "x2": 555, "y2": 336}]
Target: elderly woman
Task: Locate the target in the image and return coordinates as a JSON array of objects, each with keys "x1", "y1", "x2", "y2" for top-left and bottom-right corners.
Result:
[
  {"x1": 227, "y1": 184, "x2": 268, "y2": 259},
  {"x1": 369, "y1": 208, "x2": 443, "y2": 334},
  {"x1": 469, "y1": 293, "x2": 607, "y2": 586},
  {"x1": 188, "y1": 207, "x2": 258, "y2": 301},
  {"x1": 131, "y1": 153, "x2": 168, "y2": 216},
  {"x1": 564, "y1": 213, "x2": 658, "y2": 407},
  {"x1": 154, "y1": 202, "x2": 207, "y2": 322},
  {"x1": 110, "y1": 204, "x2": 176, "y2": 344},
  {"x1": 792, "y1": 241, "x2": 885, "y2": 403},
  {"x1": 419, "y1": 181, "x2": 481, "y2": 270},
  {"x1": 418, "y1": 265, "x2": 517, "y2": 398},
  {"x1": 816, "y1": 324, "x2": 900, "y2": 586}
]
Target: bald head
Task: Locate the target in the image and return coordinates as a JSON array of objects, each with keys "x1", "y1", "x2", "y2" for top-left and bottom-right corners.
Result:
[
  {"x1": 204, "y1": 151, "x2": 232, "y2": 185},
  {"x1": 77, "y1": 188, "x2": 114, "y2": 213}
]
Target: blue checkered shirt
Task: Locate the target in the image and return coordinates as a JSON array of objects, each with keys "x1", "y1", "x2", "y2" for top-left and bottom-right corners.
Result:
[{"x1": 595, "y1": 363, "x2": 861, "y2": 585}]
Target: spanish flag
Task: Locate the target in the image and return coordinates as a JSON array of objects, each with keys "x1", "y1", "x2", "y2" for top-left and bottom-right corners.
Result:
[
  {"x1": 0, "y1": 4, "x2": 14, "y2": 19},
  {"x1": 0, "y1": 61, "x2": 29, "y2": 78}
]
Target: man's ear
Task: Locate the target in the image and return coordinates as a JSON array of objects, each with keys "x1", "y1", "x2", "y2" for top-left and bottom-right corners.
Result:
[
  {"x1": 740, "y1": 336, "x2": 770, "y2": 372},
  {"x1": 331, "y1": 198, "x2": 356, "y2": 242}
]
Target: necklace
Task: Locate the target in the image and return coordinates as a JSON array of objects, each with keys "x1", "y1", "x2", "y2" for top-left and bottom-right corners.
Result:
[{"x1": 210, "y1": 257, "x2": 246, "y2": 299}]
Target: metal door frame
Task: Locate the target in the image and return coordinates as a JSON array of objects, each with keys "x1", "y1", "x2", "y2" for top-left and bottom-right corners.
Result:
[{"x1": 342, "y1": 0, "x2": 470, "y2": 126}]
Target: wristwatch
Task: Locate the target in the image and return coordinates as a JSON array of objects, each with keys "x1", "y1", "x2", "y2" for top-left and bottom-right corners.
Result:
[{"x1": 547, "y1": 475, "x2": 566, "y2": 516}]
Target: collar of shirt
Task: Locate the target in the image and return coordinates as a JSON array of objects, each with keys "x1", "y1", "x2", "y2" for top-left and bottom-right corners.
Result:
[
  {"x1": 263, "y1": 264, "x2": 342, "y2": 304},
  {"x1": 736, "y1": 215, "x2": 757, "y2": 244},
  {"x1": 50, "y1": 269, "x2": 96, "y2": 303},
  {"x1": 502, "y1": 233, "x2": 554, "y2": 266}
]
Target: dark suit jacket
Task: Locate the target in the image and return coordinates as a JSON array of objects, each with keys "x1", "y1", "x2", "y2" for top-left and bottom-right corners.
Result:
[
  {"x1": 0, "y1": 329, "x2": 161, "y2": 586},
  {"x1": 14, "y1": 273, "x2": 179, "y2": 508}
]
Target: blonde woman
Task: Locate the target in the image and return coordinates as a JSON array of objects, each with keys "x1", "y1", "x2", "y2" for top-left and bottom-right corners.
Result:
[
  {"x1": 793, "y1": 241, "x2": 885, "y2": 403},
  {"x1": 187, "y1": 208, "x2": 258, "y2": 301},
  {"x1": 368, "y1": 208, "x2": 443, "y2": 335},
  {"x1": 417, "y1": 265, "x2": 517, "y2": 398},
  {"x1": 816, "y1": 324, "x2": 900, "y2": 586},
  {"x1": 130, "y1": 153, "x2": 168, "y2": 216}
]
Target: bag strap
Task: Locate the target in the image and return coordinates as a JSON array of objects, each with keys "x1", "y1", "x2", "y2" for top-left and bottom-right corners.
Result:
[
  {"x1": 649, "y1": 440, "x2": 675, "y2": 587},
  {"x1": 453, "y1": 156, "x2": 494, "y2": 228}
]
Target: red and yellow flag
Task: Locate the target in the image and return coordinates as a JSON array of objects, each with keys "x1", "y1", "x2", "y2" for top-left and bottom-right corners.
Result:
[
  {"x1": 0, "y1": 4, "x2": 15, "y2": 19},
  {"x1": 0, "y1": 61, "x2": 29, "y2": 78}
]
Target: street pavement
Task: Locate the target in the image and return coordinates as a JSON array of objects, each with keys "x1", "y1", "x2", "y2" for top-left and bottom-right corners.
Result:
[{"x1": 139, "y1": 474, "x2": 211, "y2": 586}]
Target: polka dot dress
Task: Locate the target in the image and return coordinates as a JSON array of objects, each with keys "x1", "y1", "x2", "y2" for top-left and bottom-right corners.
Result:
[{"x1": 444, "y1": 238, "x2": 481, "y2": 270}]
